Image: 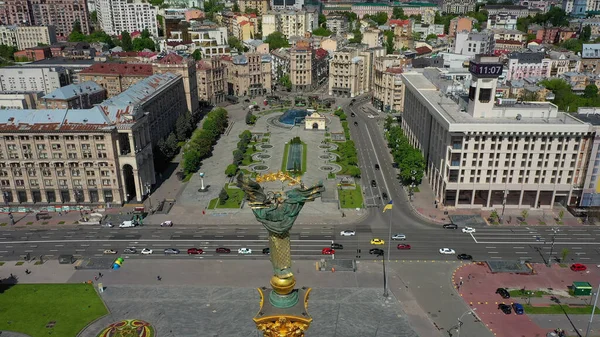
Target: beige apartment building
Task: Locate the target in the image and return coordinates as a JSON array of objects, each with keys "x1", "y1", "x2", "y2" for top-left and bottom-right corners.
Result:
[
  {"x1": 0, "y1": 72, "x2": 186, "y2": 206},
  {"x1": 152, "y1": 53, "x2": 200, "y2": 115},
  {"x1": 290, "y1": 42, "x2": 316, "y2": 92},
  {"x1": 0, "y1": 25, "x2": 58, "y2": 50},
  {"x1": 239, "y1": 0, "x2": 270, "y2": 15},
  {"x1": 78, "y1": 63, "x2": 154, "y2": 97},
  {"x1": 373, "y1": 55, "x2": 406, "y2": 113},
  {"x1": 328, "y1": 45, "x2": 384, "y2": 97},
  {"x1": 401, "y1": 55, "x2": 591, "y2": 209},
  {"x1": 222, "y1": 54, "x2": 272, "y2": 97},
  {"x1": 39, "y1": 81, "x2": 106, "y2": 109},
  {"x1": 363, "y1": 28, "x2": 383, "y2": 48},
  {"x1": 196, "y1": 57, "x2": 227, "y2": 104}
]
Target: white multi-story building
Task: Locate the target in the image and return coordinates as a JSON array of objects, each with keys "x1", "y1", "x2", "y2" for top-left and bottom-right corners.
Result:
[
  {"x1": 401, "y1": 55, "x2": 591, "y2": 209},
  {"x1": 372, "y1": 55, "x2": 406, "y2": 113},
  {"x1": 506, "y1": 52, "x2": 551, "y2": 80},
  {"x1": 0, "y1": 25, "x2": 57, "y2": 50},
  {"x1": 95, "y1": 0, "x2": 158, "y2": 37},
  {"x1": 487, "y1": 13, "x2": 518, "y2": 30},
  {"x1": 0, "y1": 67, "x2": 70, "y2": 94},
  {"x1": 262, "y1": 9, "x2": 318, "y2": 39},
  {"x1": 325, "y1": 15, "x2": 349, "y2": 36},
  {"x1": 491, "y1": 28, "x2": 526, "y2": 42},
  {"x1": 271, "y1": 0, "x2": 304, "y2": 11},
  {"x1": 328, "y1": 45, "x2": 385, "y2": 97},
  {"x1": 453, "y1": 31, "x2": 495, "y2": 57}
]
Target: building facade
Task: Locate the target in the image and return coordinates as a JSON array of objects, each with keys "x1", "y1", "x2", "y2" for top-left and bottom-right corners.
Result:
[
  {"x1": 239, "y1": 0, "x2": 270, "y2": 15},
  {"x1": 448, "y1": 17, "x2": 475, "y2": 38},
  {"x1": 222, "y1": 54, "x2": 272, "y2": 97},
  {"x1": 581, "y1": 43, "x2": 600, "y2": 74},
  {"x1": 196, "y1": 57, "x2": 227, "y2": 105},
  {"x1": 0, "y1": 92, "x2": 43, "y2": 109},
  {"x1": 95, "y1": 0, "x2": 158, "y2": 37},
  {"x1": 401, "y1": 55, "x2": 590, "y2": 209},
  {"x1": 325, "y1": 15, "x2": 349, "y2": 36},
  {"x1": 328, "y1": 45, "x2": 381, "y2": 98},
  {"x1": 453, "y1": 31, "x2": 495, "y2": 57},
  {"x1": 152, "y1": 53, "x2": 199, "y2": 116},
  {"x1": 262, "y1": 9, "x2": 318, "y2": 39},
  {"x1": 372, "y1": 55, "x2": 405, "y2": 113},
  {"x1": 39, "y1": 81, "x2": 106, "y2": 109},
  {"x1": 290, "y1": 44, "x2": 316, "y2": 92},
  {"x1": 78, "y1": 63, "x2": 154, "y2": 97},
  {"x1": 0, "y1": 25, "x2": 57, "y2": 50},
  {"x1": 441, "y1": 0, "x2": 476, "y2": 14},
  {"x1": 506, "y1": 52, "x2": 551, "y2": 80},
  {"x1": 0, "y1": 0, "x2": 90, "y2": 38},
  {"x1": 487, "y1": 13, "x2": 518, "y2": 30},
  {"x1": 0, "y1": 67, "x2": 70, "y2": 94}
]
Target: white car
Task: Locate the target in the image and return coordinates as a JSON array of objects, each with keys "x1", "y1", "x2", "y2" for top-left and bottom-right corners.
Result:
[
  {"x1": 367, "y1": 114, "x2": 375, "y2": 119},
  {"x1": 103, "y1": 249, "x2": 117, "y2": 254},
  {"x1": 392, "y1": 234, "x2": 406, "y2": 240},
  {"x1": 340, "y1": 230, "x2": 356, "y2": 236},
  {"x1": 141, "y1": 248, "x2": 153, "y2": 255},
  {"x1": 462, "y1": 227, "x2": 476, "y2": 233},
  {"x1": 238, "y1": 248, "x2": 252, "y2": 254},
  {"x1": 439, "y1": 248, "x2": 456, "y2": 255}
]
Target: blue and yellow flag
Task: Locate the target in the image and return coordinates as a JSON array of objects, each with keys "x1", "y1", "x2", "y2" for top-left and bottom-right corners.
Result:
[{"x1": 383, "y1": 200, "x2": 393, "y2": 212}]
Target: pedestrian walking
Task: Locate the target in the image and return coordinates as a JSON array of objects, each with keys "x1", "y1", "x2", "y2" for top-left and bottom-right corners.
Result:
[{"x1": 157, "y1": 276, "x2": 162, "y2": 281}]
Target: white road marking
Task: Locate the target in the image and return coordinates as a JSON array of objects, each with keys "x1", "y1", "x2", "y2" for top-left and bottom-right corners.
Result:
[
  {"x1": 515, "y1": 252, "x2": 528, "y2": 254},
  {"x1": 488, "y1": 252, "x2": 499, "y2": 254},
  {"x1": 485, "y1": 247, "x2": 496, "y2": 248},
  {"x1": 0, "y1": 239, "x2": 331, "y2": 244},
  {"x1": 572, "y1": 247, "x2": 583, "y2": 249},
  {"x1": 513, "y1": 247, "x2": 525, "y2": 249}
]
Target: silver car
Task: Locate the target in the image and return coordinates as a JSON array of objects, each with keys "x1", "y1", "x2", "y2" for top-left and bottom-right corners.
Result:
[
  {"x1": 392, "y1": 234, "x2": 406, "y2": 240},
  {"x1": 164, "y1": 248, "x2": 180, "y2": 255}
]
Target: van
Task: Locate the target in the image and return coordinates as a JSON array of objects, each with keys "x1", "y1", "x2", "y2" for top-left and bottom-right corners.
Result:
[
  {"x1": 36, "y1": 212, "x2": 51, "y2": 220},
  {"x1": 119, "y1": 220, "x2": 136, "y2": 228}
]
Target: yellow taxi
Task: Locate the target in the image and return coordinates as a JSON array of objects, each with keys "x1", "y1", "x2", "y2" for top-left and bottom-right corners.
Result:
[{"x1": 370, "y1": 238, "x2": 385, "y2": 245}]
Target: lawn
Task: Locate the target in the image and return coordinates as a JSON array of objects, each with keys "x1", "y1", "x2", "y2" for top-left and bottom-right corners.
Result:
[
  {"x1": 209, "y1": 184, "x2": 245, "y2": 209},
  {"x1": 281, "y1": 142, "x2": 306, "y2": 174},
  {"x1": 523, "y1": 304, "x2": 600, "y2": 315},
  {"x1": 0, "y1": 283, "x2": 107, "y2": 337},
  {"x1": 339, "y1": 185, "x2": 363, "y2": 209},
  {"x1": 508, "y1": 289, "x2": 550, "y2": 298},
  {"x1": 281, "y1": 142, "x2": 289, "y2": 171}
]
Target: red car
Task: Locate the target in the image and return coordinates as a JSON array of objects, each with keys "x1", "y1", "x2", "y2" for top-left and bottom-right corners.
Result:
[
  {"x1": 397, "y1": 244, "x2": 411, "y2": 250},
  {"x1": 322, "y1": 248, "x2": 335, "y2": 255},
  {"x1": 571, "y1": 263, "x2": 587, "y2": 271},
  {"x1": 187, "y1": 248, "x2": 203, "y2": 255},
  {"x1": 215, "y1": 247, "x2": 231, "y2": 254}
]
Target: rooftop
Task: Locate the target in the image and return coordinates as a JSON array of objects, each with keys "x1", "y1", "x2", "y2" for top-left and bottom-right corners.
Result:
[
  {"x1": 7, "y1": 57, "x2": 97, "y2": 68},
  {"x1": 401, "y1": 68, "x2": 587, "y2": 131},
  {"x1": 0, "y1": 108, "x2": 112, "y2": 132},
  {"x1": 42, "y1": 81, "x2": 105, "y2": 100},
  {"x1": 79, "y1": 63, "x2": 153, "y2": 76}
]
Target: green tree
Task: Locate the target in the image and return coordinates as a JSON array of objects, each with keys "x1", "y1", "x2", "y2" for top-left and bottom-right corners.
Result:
[
  {"x1": 393, "y1": 7, "x2": 407, "y2": 19},
  {"x1": 384, "y1": 30, "x2": 395, "y2": 54},
  {"x1": 489, "y1": 210, "x2": 500, "y2": 224},
  {"x1": 192, "y1": 49, "x2": 202, "y2": 60},
  {"x1": 561, "y1": 248, "x2": 570, "y2": 262},
  {"x1": 121, "y1": 31, "x2": 133, "y2": 51},
  {"x1": 425, "y1": 33, "x2": 438, "y2": 41},
  {"x1": 233, "y1": 2, "x2": 240, "y2": 12},
  {"x1": 521, "y1": 209, "x2": 529, "y2": 224},
  {"x1": 68, "y1": 20, "x2": 86, "y2": 42},
  {"x1": 233, "y1": 149, "x2": 244, "y2": 165},
  {"x1": 244, "y1": 7, "x2": 259, "y2": 15},
  {"x1": 245, "y1": 112, "x2": 257, "y2": 124},
  {"x1": 90, "y1": 11, "x2": 98, "y2": 24},
  {"x1": 580, "y1": 25, "x2": 592, "y2": 42},
  {"x1": 265, "y1": 31, "x2": 290, "y2": 49},
  {"x1": 203, "y1": 0, "x2": 224, "y2": 20},
  {"x1": 435, "y1": 12, "x2": 458, "y2": 34},
  {"x1": 561, "y1": 39, "x2": 583, "y2": 53},
  {"x1": 240, "y1": 130, "x2": 252, "y2": 143},
  {"x1": 584, "y1": 84, "x2": 599, "y2": 99},
  {"x1": 384, "y1": 115, "x2": 393, "y2": 130},
  {"x1": 133, "y1": 37, "x2": 156, "y2": 51},
  {"x1": 175, "y1": 111, "x2": 193, "y2": 142},
  {"x1": 319, "y1": 14, "x2": 327, "y2": 27},
  {"x1": 349, "y1": 29, "x2": 362, "y2": 43},
  {"x1": 0, "y1": 44, "x2": 17, "y2": 66},
  {"x1": 219, "y1": 187, "x2": 229, "y2": 204},
  {"x1": 367, "y1": 12, "x2": 388, "y2": 26},
  {"x1": 279, "y1": 74, "x2": 292, "y2": 90},
  {"x1": 183, "y1": 148, "x2": 202, "y2": 174},
  {"x1": 312, "y1": 27, "x2": 332, "y2": 36},
  {"x1": 225, "y1": 164, "x2": 239, "y2": 177}
]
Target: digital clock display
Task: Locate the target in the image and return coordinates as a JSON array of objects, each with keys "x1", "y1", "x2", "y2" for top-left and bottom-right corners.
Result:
[{"x1": 469, "y1": 62, "x2": 503, "y2": 77}]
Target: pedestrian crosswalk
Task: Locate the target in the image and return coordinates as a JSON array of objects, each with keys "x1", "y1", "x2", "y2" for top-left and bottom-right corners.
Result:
[{"x1": 470, "y1": 227, "x2": 600, "y2": 245}]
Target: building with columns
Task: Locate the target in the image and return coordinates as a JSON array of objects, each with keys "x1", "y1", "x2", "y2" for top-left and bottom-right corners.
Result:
[
  {"x1": 401, "y1": 55, "x2": 591, "y2": 210},
  {"x1": 0, "y1": 72, "x2": 186, "y2": 206}
]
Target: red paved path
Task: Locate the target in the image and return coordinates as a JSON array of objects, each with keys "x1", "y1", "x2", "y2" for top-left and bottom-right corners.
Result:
[{"x1": 452, "y1": 263, "x2": 600, "y2": 337}]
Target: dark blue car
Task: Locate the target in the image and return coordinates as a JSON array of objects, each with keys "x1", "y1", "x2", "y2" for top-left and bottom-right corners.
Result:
[{"x1": 512, "y1": 303, "x2": 524, "y2": 315}]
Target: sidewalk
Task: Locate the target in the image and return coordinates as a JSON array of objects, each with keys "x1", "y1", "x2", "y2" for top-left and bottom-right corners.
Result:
[{"x1": 408, "y1": 177, "x2": 587, "y2": 227}]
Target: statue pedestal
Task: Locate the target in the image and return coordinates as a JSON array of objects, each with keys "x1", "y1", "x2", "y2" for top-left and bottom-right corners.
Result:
[{"x1": 254, "y1": 287, "x2": 312, "y2": 337}]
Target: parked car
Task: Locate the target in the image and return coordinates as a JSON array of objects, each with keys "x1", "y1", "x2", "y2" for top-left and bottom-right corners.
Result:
[
  {"x1": 187, "y1": 248, "x2": 203, "y2": 255},
  {"x1": 103, "y1": 249, "x2": 117, "y2": 255},
  {"x1": 439, "y1": 248, "x2": 455, "y2": 255},
  {"x1": 102, "y1": 222, "x2": 114, "y2": 228},
  {"x1": 496, "y1": 288, "x2": 510, "y2": 299},
  {"x1": 164, "y1": 248, "x2": 180, "y2": 255},
  {"x1": 351, "y1": 112, "x2": 356, "y2": 117},
  {"x1": 397, "y1": 244, "x2": 411, "y2": 250},
  {"x1": 160, "y1": 221, "x2": 173, "y2": 227},
  {"x1": 571, "y1": 263, "x2": 587, "y2": 271},
  {"x1": 512, "y1": 303, "x2": 524, "y2": 315},
  {"x1": 141, "y1": 248, "x2": 153, "y2": 255},
  {"x1": 354, "y1": 121, "x2": 358, "y2": 126},
  {"x1": 375, "y1": 164, "x2": 380, "y2": 170},
  {"x1": 367, "y1": 114, "x2": 375, "y2": 119},
  {"x1": 443, "y1": 224, "x2": 458, "y2": 229},
  {"x1": 371, "y1": 180, "x2": 377, "y2": 187},
  {"x1": 215, "y1": 247, "x2": 231, "y2": 254},
  {"x1": 498, "y1": 303, "x2": 512, "y2": 315},
  {"x1": 238, "y1": 248, "x2": 252, "y2": 254},
  {"x1": 119, "y1": 220, "x2": 136, "y2": 228},
  {"x1": 322, "y1": 248, "x2": 335, "y2": 255},
  {"x1": 123, "y1": 248, "x2": 137, "y2": 254},
  {"x1": 457, "y1": 254, "x2": 473, "y2": 260},
  {"x1": 382, "y1": 192, "x2": 388, "y2": 200},
  {"x1": 340, "y1": 230, "x2": 356, "y2": 236},
  {"x1": 462, "y1": 227, "x2": 476, "y2": 233},
  {"x1": 392, "y1": 234, "x2": 406, "y2": 240},
  {"x1": 370, "y1": 238, "x2": 385, "y2": 245},
  {"x1": 369, "y1": 248, "x2": 384, "y2": 256},
  {"x1": 262, "y1": 247, "x2": 270, "y2": 255},
  {"x1": 331, "y1": 243, "x2": 344, "y2": 249}
]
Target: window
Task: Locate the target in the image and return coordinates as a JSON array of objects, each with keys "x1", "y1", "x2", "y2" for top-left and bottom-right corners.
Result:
[
  {"x1": 44, "y1": 179, "x2": 53, "y2": 186},
  {"x1": 87, "y1": 179, "x2": 96, "y2": 186},
  {"x1": 68, "y1": 153, "x2": 77, "y2": 159},
  {"x1": 15, "y1": 179, "x2": 25, "y2": 186},
  {"x1": 52, "y1": 153, "x2": 62, "y2": 159},
  {"x1": 51, "y1": 144, "x2": 61, "y2": 150},
  {"x1": 102, "y1": 179, "x2": 111, "y2": 186}
]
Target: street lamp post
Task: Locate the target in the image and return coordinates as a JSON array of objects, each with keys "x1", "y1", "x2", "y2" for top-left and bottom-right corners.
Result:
[
  {"x1": 547, "y1": 228, "x2": 560, "y2": 267},
  {"x1": 500, "y1": 189, "x2": 509, "y2": 224},
  {"x1": 457, "y1": 308, "x2": 477, "y2": 337},
  {"x1": 585, "y1": 283, "x2": 600, "y2": 337},
  {"x1": 75, "y1": 190, "x2": 83, "y2": 218},
  {"x1": 145, "y1": 183, "x2": 152, "y2": 211}
]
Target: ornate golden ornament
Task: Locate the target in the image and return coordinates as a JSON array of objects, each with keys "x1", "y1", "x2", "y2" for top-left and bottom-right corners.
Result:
[{"x1": 256, "y1": 317, "x2": 311, "y2": 337}]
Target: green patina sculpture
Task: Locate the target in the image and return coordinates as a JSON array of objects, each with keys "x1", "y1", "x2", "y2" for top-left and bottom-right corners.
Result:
[{"x1": 236, "y1": 173, "x2": 324, "y2": 279}]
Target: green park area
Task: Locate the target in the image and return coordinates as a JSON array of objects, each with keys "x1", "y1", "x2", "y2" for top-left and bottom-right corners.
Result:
[
  {"x1": 281, "y1": 137, "x2": 307, "y2": 174},
  {"x1": 522, "y1": 304, "x2": 600, "y2": 315},
  {"x1": 0, "y1": 283, "x2": 108, "y2": 337},
  {"x1": 208, "y1": 183, "x2": 245, "y2": 209},
  {"x1": 508, "y1": 289, "x2": 550, "y2": 298},
  {"x1": 339, "y1": 185, "x2": 363, "y2": 209}
]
